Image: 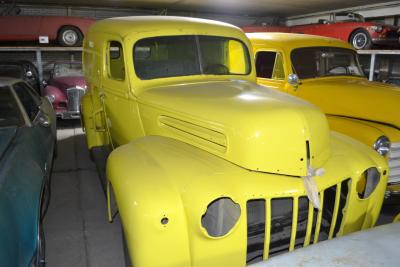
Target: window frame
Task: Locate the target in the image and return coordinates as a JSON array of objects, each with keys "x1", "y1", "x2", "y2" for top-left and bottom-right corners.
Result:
[
  {"x1": 106, "y1": 40, "x2": 126, "y2": 81},
  {"x1": 255, "y1": 50, "x2": 286, "y2": 81},
  {"x1": 132, "y1": 35, "x2": 252, "y2": 80}
]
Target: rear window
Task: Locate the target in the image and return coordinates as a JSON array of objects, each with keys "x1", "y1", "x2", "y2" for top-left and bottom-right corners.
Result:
[{"x1": 0, "y1": 86, "x2": 24, "y2": 127}]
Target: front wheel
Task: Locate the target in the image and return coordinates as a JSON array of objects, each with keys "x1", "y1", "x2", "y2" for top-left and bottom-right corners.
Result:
[
  {"x1": 57, "y1": 26, "x2": 82, "y2": 46},
  {"x1": 350, "y1": 29, "x2": 372, "y2": 50}
]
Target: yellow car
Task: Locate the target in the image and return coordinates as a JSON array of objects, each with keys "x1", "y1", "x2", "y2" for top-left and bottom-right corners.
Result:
[
  {"x1": 81, "y1": 17, "x2": 387, "y2": 267},
  {"x1": 248, "y1": 32, "x2": 400, "y2": 195}
]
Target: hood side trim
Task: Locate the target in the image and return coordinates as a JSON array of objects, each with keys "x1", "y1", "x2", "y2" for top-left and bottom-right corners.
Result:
[{"x1": 159, "y1": 115, "x2": 227, "y2": 153}]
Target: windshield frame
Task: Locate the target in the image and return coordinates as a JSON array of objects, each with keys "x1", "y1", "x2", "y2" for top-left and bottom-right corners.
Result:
[
  {"x1": 132, "y1": 35, "x2": 252, "y2": 80},
  {"x1": 290, "y1": 46, "x2": 365, "y2": 80}
]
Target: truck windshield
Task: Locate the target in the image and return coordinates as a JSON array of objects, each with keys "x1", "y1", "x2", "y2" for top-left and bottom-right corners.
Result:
[
  {"x1": 291, "y1": 47, "x2": 364, "y2": 79},
  {"x1": 133, "y1": 35, "x2": 251, "y2": 80},
  {"x1": 0, "y1": 86, "x2": 24, "y2": 127}
]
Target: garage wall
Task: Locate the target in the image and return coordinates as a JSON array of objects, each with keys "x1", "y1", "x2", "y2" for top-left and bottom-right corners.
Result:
[{"x1": 15, "y1": 4, "x2": 281, "y2": 26}]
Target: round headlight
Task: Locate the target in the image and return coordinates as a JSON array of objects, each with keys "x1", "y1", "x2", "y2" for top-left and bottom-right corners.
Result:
[
  {"x1": 370, "y1": 25, "x2": 383, "y2": 32},
  {"x1": 356, "y1": 167, "x2": 380, "y2": 199},
  {"x1": 45, "y1": 94, "x2": 55, "y2": 103},
  {"x1": 201, "y1": 197, "x2": 240, "y2": 237},
  {"x1": 373, "y1": 136, "x2": 391, "y2": 156}
]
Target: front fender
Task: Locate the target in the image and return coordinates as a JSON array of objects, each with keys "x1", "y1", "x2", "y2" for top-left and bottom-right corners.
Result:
[
  {"x1": 327, "y1": 115, "x2": 395, "y2": 147},
  {"x1": 107, "y1": 136, "x2": 193, "y2": 267}
]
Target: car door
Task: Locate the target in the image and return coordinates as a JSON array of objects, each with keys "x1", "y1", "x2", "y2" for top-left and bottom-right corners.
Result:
[
  {"x1": 0, "y1": 16, "x2": 41, "y2": 41},
  {"x1": 13, "y1": 82, "x2": 54, "y2": 170},
  {"x1": 102, "y1": 37, "x2": 143, "y2": 146},
  {"x1": 254, "y1": 50, "x2": 287, "y2": 92}
]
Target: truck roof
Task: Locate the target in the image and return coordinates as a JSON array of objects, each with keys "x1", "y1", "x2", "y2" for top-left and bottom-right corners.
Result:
[
  {"x1": 88, "y1": 16, "x2": 244, "y2": 39},
  {"x1": 247, "y1": 32, "x2": 353, "y2": 51}
]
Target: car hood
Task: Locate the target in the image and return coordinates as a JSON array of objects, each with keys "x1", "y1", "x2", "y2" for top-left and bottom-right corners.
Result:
[
  {"x1": 49, "y1": 76, "x2": 86, "y2": 91},
  {"x1": 138, "y1": 80, "x2": 331, "y2": 177},
  {"x1": 298, "y1": 77, "x2": 400, "y2": 128},
  {"x1": 0, "y1": 127, "x2": 17, "y2": 160}
]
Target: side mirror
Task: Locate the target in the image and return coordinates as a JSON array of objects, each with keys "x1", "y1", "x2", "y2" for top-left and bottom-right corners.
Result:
[{"x1": 288, "y1": 74, "x2": 300, "y2": 86}]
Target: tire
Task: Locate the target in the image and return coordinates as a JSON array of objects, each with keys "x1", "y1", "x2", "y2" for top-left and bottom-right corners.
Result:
[
  {"x1": 350, "y1": 29, "x2": 372, "y2": 50},
  {"x1": 57, "y1": 26, "x2": 82, "y2": 47}
]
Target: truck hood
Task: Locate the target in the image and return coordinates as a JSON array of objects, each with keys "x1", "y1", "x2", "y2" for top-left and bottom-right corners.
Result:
[
  {"x1": 0, "y1": 127, "x2": 17, "y2": 160},
  {"x1": 299, "y1": 77, "x2": 400, "y2": 129},
  {"x1": 138, "y1": 80, "x2": 331, "y2": 177}
]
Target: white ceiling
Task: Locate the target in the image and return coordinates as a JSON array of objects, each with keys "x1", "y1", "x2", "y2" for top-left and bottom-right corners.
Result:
[{"x1": 14, "y1": 0, "x2": 395, "y2": 16}]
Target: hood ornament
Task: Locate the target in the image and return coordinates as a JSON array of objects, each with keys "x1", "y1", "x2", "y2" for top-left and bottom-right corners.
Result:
[{"x1": 301, "y1": 162, "x2": 325, "y2": 211}]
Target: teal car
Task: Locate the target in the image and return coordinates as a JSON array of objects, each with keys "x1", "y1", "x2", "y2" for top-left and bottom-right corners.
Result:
[{"x1": 0, "y1": 78, "x2": 56, "y2": 267}]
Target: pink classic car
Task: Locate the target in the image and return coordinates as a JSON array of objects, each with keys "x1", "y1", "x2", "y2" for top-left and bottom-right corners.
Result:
[
  {"x1": 43, "y1": 62, "x2": 86, "y2": 119},
  {"x1": 0, "y1": 15, "x2": 94, "y2": 46}
]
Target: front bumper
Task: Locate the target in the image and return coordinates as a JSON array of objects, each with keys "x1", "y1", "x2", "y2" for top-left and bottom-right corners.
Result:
[
  {"x1": 56, "y1": 110, "x2": 81, "y2": 120},
  {"x1": 371, "y1": 37, "x2": 400, "y2": 46}
]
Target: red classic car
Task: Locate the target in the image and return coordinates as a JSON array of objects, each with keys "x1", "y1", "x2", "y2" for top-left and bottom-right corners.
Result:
[
  {"x1": 43, "y1": 61, "x2": 86, "y2": 119},
  {"x1": 0, "y1": 15, "x2": 94, "y2": 46},
  {"x1": 243, "y1": 12, "x2": 400, "y2": 50}
]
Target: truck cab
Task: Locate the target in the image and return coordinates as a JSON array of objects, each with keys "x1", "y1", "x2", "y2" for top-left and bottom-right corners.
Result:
[{"x1": 81, "y1": 17, "x2": 388, "y2": 267}]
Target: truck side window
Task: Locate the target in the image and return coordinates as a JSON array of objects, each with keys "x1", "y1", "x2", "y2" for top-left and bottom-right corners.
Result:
[
  {"x1": 108, "y1": 41, "x2": 125, "y2": 80},
  {"x1": 255, "y1": 51, "x2": 284, "y2": 80}
]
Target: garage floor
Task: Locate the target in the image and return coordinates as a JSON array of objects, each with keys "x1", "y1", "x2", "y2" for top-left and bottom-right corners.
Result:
[
  {"x1": 44, "y1": 120, "x2": 400, "y2": 267},
  {"x1": 44, "y1": 120, "x2": 124, "y2": 267}
]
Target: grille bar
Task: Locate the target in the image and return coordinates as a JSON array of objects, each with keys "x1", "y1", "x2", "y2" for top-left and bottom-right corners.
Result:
[
  {"x1": 389, "y1": 143, "x2": 400, "y2": 184},
  {"x1": 246, "y1": 179, "x2": 350, "y2": 264},
  {"x1": 328, "y1": 183, "x2": 342, "y2": 239},
  {"x1": 303, "y1": 200, "x2": 314, "y2": 247},
  {"x1": 263, "y1": 199, "x2": 271, "y2": 260},
  {"x1": 289, "y1": 197, "x2": 298, "y2": 251},
  {"x1": 313, "y1": 191, "x2": 324, "y2": 244}
]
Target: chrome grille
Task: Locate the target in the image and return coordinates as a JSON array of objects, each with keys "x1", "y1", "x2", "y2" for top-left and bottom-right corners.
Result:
[
  {"x1": 388, "y1": 143, "x2": 400, "y2": 184},
  {"x1": 246, "y1": 179, "x2": 350, "y2": 264},
  {"x1": 67, "y1": 88, "x2": 85, "y2": 112}
]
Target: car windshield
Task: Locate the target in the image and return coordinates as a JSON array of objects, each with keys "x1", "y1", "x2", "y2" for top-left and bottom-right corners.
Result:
[
  {"x1": 291, "y1": 47, "x2": 364, "y2": 79},
  {"x1": 0, "y1": 86, "x2": 24, "y2": 127},
  {"x1": 0, "y1": 65, "x2": 23, "y2": 78},
  {"x1": 53, "y1": 62, "x2": 83, "y2": 77},
  {"x1": 133, "y1": 35, "x2": 251, "y2": 80},
  {"x1": 334, "y1": 13, "x2": 365, "y2": 22}
]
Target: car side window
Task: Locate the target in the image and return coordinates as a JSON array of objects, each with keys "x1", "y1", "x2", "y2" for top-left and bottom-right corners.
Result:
[
  {"x1": 13, "y1": 82, "x2": 40, "y2": 121},
  {"x1": 108, "y1": 41, "x2": 125, "y2": 81},
  {"x1": 255, "y1": 51, "x2": 285, "y2": 80}
]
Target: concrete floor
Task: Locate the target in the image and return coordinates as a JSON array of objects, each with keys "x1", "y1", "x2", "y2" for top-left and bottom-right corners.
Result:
[
  {"x1": 44, "y1": 120, "x2": 124, "y2": 267},
  {"x1": 43, "y1": 120, "x2": 399, "y2": 267}
]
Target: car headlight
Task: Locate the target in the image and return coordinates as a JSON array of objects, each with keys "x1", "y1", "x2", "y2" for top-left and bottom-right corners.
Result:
[
  {"x1": 45, "y1": 94, "x2": 55, "y2": 103},
  {"x1": 370, "y1": 25, "x2": 383, "y2": 32},
  {"x1": 357, "y1": 167, "x2": 380, "y2": 199},
  {"x1": 373, "y1": 136, "x2": 391, "y2": 156},
  {"x1": 201, "y1": 197, "x2": 240, "y2": 237}
]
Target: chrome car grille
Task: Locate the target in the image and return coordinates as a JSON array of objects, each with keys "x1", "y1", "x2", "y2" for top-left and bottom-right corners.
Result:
[
  {"x1": 67, "y1": 87, "x2": 85, "y2": 112},
  {"x1": 246, "y1": 179, "x2": 350, "y2": 264},
  {"x1": 388, "y1": 143, "x2": 400, "y2": 184}
]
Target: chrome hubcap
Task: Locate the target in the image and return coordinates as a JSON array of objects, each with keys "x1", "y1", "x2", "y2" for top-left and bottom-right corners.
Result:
[
  {"x1": 62, "y1": 30, "x2": 78, "y2": 45},
  {"x1": 352, "y1": 32, "x2": 368, "y2": 49}
]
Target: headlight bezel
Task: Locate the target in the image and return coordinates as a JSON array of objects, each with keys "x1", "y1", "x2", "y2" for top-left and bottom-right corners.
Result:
[
  {"x1": 201, "y1": 197, "x2": 241, "y2": 238},
  {"x1": 45, "y1": 94, "x2": 56, "y2": 103},
  {"x1": 356, "y1": 167, "x2": 381, "y2": 199}
]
